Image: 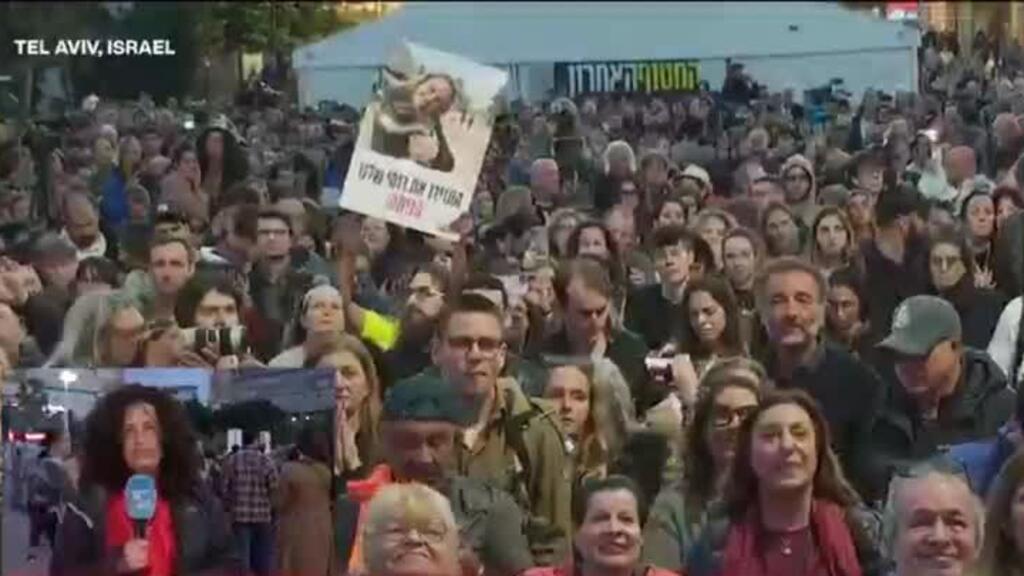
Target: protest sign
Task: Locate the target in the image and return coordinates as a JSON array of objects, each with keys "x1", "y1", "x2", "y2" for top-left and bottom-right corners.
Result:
[
  {"x1": 340, "y1": 41, "x2": 508, "y2": 240},
  {"x1": 555, "y1": 59, "x2": 700, "y2": 98}
]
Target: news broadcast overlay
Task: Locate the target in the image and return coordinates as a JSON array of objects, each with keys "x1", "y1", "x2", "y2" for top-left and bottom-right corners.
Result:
[
  {"x1": 340, "y1": 41, "x2": 508, "y2": 241},
  {"x1": 555, "y1": 59, "x2": 701, "y2": 98}
]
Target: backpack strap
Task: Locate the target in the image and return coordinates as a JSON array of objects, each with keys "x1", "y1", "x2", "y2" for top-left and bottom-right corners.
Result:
[{"x1": 504, "y1": 386, "x2": 541, "y2": 496}]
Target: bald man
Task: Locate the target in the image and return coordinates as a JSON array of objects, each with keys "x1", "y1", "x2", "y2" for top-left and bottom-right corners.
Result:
[{"x1": 60, "y1": 193, "x2": 107, "y2": 260}]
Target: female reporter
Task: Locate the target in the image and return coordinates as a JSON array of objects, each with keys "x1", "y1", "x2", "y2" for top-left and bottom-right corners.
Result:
[{"x1": 50, "y1": 385, "x2": 238, "y2": 576}]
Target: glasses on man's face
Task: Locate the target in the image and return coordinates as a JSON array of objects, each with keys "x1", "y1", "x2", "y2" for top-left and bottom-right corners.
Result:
[
  {"x1": 446, "y1": 335, "x2": 503, "y2": 355},
  {"x1": 930, "y1": 255, "x2": 962, "y2": 270},
  {"x1": 710, "y1": 404, "x2": 759, "y2": 429}
]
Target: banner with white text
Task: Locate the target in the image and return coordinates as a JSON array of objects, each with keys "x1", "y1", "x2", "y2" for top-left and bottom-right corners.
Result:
[{"x1": 340, "y1": 41, "x2": 508, "y2": 240}]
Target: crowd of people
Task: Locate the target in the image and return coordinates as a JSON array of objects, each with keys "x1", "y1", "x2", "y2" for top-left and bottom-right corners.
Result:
[{"x1": 4, "y1": 23, "x2": 1024, "y2": 576}]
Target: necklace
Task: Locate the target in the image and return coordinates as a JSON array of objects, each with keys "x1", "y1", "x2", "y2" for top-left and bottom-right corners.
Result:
[{"x1": 780, "y1": 535, "x2": 794, "y2": 556}]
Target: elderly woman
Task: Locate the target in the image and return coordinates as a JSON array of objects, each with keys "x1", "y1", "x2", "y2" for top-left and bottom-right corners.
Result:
[
  {"x1": 45, "y1": 290, "x2": 145, "y2": 367},
  {"x1": 50, "y1": 385, "x2": 238, "y2": 575},
  {"x1": 524, "y1": 475, "x2": 678, "y2": 576},
  {"x1": 308, "y1": 333, "x2": 383, "y2": 481},
  {"x1": 686, "y1": 389, "x2": 884, "y2": 576},
  {"x1": 642, "y1": 358, "x2": 766, "y2": 572},
  {"x1": 271, "y1": 284, "x2": 346, "y2": 367},
  {"x1": 361, "y1": 483, "x2": 465, "y2": 576}
]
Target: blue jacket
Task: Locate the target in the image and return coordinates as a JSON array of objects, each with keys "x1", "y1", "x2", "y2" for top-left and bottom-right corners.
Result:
[
  {"x1": 99, "y1": 170, "x2": 129, "y2": 229},
  {"x1": 947, "y1": 424, "x2": 1017, "y2": 498}
]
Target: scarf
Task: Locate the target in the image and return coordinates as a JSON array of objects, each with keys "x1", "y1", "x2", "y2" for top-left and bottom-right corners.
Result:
[
  {"x1": 721, "y1": 499, "x2": 862, "y2": 576},
  {"x1": 105, "y1": 492, "x2": 176, "y2": 576},
  {"x1": 345, "y1": 465, "x2": 395, "y2": 573}
]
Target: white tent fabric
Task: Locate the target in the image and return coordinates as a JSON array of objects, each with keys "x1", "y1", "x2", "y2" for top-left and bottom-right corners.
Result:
[{"x1": 294, "y1": 1, "x2": 919, "y2": 107}]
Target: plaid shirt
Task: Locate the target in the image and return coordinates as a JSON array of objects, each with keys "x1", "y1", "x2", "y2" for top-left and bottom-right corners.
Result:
[{"x1": 221, "y1": 447, "x2": 279, "y2": 524}]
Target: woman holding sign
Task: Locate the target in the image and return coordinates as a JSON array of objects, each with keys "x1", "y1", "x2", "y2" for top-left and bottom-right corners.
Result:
[{"x1": 51, "y1": 385, "x2": 239, "y2": 576}]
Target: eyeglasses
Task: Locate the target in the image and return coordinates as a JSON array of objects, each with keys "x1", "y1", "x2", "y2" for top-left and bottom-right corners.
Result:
[
  {"x1": 446, "y1": 336, "x2": 503, "y2": 355},
  {"x1": 710, "y1": 405, "x2": 759, "y2": 429},
  {"x1": 929, "y1": 255, "x2": 962, "y2": 269}
]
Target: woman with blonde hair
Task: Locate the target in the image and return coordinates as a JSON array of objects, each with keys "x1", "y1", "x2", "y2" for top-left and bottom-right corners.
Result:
[
  {"x1": 308, "y1": 333, "x2": 383, "y2": 480},
  {"x1": 977, "y1": 451, "x2": 1024, "y2": 576},
  {"x1": 361, "y1": 483, "x2": 465, "y2": 576},
  {"x1": 45, "y1": 290, "x2": 144, "y2": 368}
]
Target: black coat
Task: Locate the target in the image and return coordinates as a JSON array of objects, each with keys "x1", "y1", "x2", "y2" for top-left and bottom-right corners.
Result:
[
  {"x1": 863, "y1": 349, "x2": 1014, "y2": 504},
  {"x1": 761, "y1": 342, "x2": 885, "y2": 500},
  {"x1": 51, "y1": 481, "x2": 240, "y2": 576},
  {"x1": 939, "y1": 278, "x2": 1007, "y2": 350}
]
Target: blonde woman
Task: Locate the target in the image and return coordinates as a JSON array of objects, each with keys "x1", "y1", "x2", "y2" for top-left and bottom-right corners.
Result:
[
  {"x1": 309, "y1": 334, "x2": 382, "y2": 480},
  {"x1": 361, "y1": 483, "x2": 465, "y2": 576}
]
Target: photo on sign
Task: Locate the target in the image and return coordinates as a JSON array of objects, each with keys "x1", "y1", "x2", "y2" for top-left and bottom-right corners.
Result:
[{"x1": 341, "y1": 41, "x2": 508, "y2": 240}]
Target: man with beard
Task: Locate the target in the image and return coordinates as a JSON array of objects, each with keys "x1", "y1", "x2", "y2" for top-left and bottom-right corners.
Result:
[
  {"x1": 59, "y1": 192, "x2": 108, "y2": 261},
  {"x1": 378, "y1": 264, "x2": 450, "y2": 384},
  {"x1": 755, "y1": 256, "x2": 884, "y2": 497},
  {"x1": 861, "y1": 184, "x2": 930, "y2": 343},
  {"x1": 335, "y1": 373, "x2": 534, "y2": 575}
]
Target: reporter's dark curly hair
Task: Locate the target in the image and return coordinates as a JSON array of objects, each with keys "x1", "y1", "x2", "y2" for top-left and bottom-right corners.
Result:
[{"x1": 80, "y1": 384, "x2": 200, "y2": 502}]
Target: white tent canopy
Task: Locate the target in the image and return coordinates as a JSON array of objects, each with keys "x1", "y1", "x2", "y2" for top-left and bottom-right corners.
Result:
[{"x1": 294, "y1": 2, "x2": 919, "y2": 107}]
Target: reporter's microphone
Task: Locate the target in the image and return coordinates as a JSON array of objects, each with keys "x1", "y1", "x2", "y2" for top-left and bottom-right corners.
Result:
[{"x1": 125, "y1": 474, "x2": 157, "y2": 539}]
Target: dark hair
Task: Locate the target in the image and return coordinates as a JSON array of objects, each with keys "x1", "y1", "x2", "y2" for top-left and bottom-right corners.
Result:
[
  {"x1": 171, "y1": 141, "x2": 197, "y2": 167},
  {"x1": 927, "y1": 226, "x2": 978, "y2": 285},
  {"x1": 231, "y1": 204, "x2": 260, "y2": 243},
  {"x1": 567, "y1": 220, "x2": 620, "y2": 261},
  {"x1": 723, "y1": 227, "x2": 764, "y2": 260},
  {"x1": 727, "y1": 389, "x2": 861, "y2": 518},
  {"x1": 652, "y1": 224, "x2": 698, "y2": 251},
  {"x1": 257, "y1": 209, "x2": 293, "y2": 236},
  {"x1": 679, "y1": 275, "x2": 746, "y2": 359},
  {"x1": 436, "y1": 293, "x2": 505, "y2": 338},
  {"x1": 875, "y1": 184, "x2": 921, "y2": 227},
  {"x1": 828, "y1": 265, "x2": 870, "y2": 322},
  {"x1": 76, "y1": 257, "x2": 121, "y2": 289},
  {"x1": 759, "y1": 201, "x2": 803, "y2": 257},
  {"x1": 462, "y1": 272, "x2": 508, "y2": 310},
  {"x1": 174, "y1": 272, "x2": 244, "y2": 328},
  {"x1": 197, "y1": 128, "x2": 249, "y2": 195},
  {"x1": 573, "y1": 474, "x2": 647, "y2": 527},
  {"x1": 685, "y1": 364, "x2": 765, "y2": 524},
  {"x1": 296, "y1": 423, "x2": 332, "y2": 467},
  {"x1": 80, "y1": 385, "x2": 199, "y2": 502},
  {"x1": 410, "y1": 262, "x2": 452, "y2": 298},
  {"x1": 993, "y1": 186, "x2": 1024, "y2": 216}
]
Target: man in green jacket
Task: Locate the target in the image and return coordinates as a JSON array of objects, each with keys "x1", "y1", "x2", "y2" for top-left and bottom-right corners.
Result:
[{"x1": 433, "y1": 293, "x2": 573, "y2": 566}]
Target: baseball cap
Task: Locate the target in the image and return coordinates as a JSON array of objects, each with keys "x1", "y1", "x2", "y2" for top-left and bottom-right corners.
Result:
[{"x1": 877, "y1": 296, "x2": 962, "y2": 357}]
